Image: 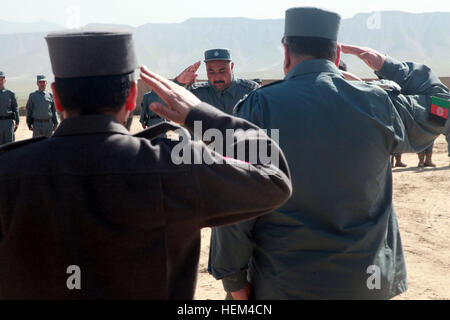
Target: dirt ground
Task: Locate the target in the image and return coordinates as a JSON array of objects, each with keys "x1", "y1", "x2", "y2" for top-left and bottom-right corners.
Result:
[
  {"x1": 193, "y1": 135, "x2": 450, "y2": 301},
  {"x1": 15, "y1": 117, "x2": 450, "y2": 300}
]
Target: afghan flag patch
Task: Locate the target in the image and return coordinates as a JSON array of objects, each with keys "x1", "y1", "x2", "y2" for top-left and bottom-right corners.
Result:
[
  {"x1": 431, "y1": 97, "x2": 449, "y2": 119},
  {"x1": 429, "y1": 96, "x2": 450, "y2": 126}
]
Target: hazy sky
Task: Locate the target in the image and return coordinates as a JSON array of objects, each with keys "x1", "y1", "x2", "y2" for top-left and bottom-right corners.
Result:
[{"x1": 1, "y1": 0, "x2": 450, "y2": 27}]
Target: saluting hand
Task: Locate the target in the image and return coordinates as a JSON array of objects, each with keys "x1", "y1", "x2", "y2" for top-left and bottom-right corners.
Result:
[
  {"x1": 231, "y1": 283, "x2": 252, "y2": 301},
  {"x1": 140, "y1": 66, "x2": 202, "y2": 125},
  {"x1": 341, "y1": 44, "x2": 386, "y2": 72},
  {"x1": 176, "y1": 61, "x2": 201, "y2": 86}
]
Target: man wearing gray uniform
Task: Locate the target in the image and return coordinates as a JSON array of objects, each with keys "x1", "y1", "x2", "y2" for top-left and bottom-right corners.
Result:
[
  {"x1": 174, "y1": 49, "x2": 260, "y2": 115},
  {"x1": 208, "y1": 7, "x2": 450, "y2": 300},
  {"x1": 140, "y1": 90, "x2": 167, "y2": 138},
  {"x1": 26, "y1": 75, "x2": 58, "y2": 138},
  {"x1": 0, "y1": 72, "x2": 19, "y2": 145}
]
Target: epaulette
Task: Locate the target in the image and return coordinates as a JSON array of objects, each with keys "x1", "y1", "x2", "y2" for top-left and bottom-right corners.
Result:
[
  {"x1": 236, "y1": 78, "x2": 260, "y2": 90},
  {"x1": 190, "y1": 81, "x2": 211, "y2": 90},
  {"x1": 366, "y1": 79, "x2": 402, "y2": 95},
  {"x1": 0, "y1": 136, "x2": 46, "y2": 153},
  {"x1": 257, "y1": 80, "x2": 284, "y2": 89},
  {"x1": 233, "y1": 80, "x2": 285, "y2": 115},
  {"x1": 134, "y1": 122, "x2": 183, "y2": 141}
]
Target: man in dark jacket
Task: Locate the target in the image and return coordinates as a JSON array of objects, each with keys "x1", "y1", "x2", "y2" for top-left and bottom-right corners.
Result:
[{"x1": 0, "y1": 30, "x2": 292, "y2": 300}]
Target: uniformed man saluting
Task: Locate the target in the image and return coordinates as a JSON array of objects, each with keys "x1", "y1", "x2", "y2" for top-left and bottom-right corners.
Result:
[
  {"x1": 0, "y1": 30, "x2": 291, "y2": 300},
  {"x1": 209, "y1": 7, "x2": 450, "y2": 300},
  {"x1": 174, "y1": 49, "x2": 260, "y2": 115},
  {"x1": 26, "y1": 75, "x2": 59, "y2": 138},
  {"x1": 0, "y1": 71, "x2": 19, "y2": 145}
]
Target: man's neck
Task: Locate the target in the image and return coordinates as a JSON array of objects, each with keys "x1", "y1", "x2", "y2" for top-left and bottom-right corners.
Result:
[
  {"x1": 61, "y1": 108, "x2": 129, "y2": 126},
  {"x1": 285, "y1": 55, "x2": 317, "y2": 75}
]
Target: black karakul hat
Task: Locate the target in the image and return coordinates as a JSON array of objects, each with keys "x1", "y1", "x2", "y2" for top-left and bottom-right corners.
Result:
[{"x1": 45, "y1": 29, "x2": 138, "y2": 78}]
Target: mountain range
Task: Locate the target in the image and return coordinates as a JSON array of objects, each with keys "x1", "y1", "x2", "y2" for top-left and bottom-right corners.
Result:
[{"x1": 1, "y1": 11, "x2": 450, "y2": 100}]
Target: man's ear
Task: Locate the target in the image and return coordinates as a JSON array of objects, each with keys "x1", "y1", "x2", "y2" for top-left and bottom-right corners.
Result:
[
  {"x1": 125, "y1": 80, "x2": 138, "y2": 112},
  {"x1": 283, "y1": 43, "x2": 292, "y2": 76},
  {"x1": 230, "y1": 62, "x2": 235, "y2": 71},
  {"x1": 51, "y1": 82, "x2": 64, "y2": 113}
]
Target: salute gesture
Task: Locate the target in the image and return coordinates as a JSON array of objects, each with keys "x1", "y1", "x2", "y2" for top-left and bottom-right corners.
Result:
[
  {"x1": 176, "y1": 61, "x2": 201, "y2": 86},
  {"x1": 341, "y1": 44, "x2": 386, "y2": 72},
  {"x1": 140, "y1": 65, "x2": 201, "y2": 125}
]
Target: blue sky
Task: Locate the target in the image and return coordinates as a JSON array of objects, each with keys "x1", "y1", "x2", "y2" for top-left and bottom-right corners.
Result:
[{"x1": 1, "y1": 0, "x2": 450, "y2": 27}]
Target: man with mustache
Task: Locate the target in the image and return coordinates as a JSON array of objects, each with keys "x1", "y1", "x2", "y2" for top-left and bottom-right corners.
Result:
[{"x1": 175, "y1": 49, "x2": 260, "y2": 115}]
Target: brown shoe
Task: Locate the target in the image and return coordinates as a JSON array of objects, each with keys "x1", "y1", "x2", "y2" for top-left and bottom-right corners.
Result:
[
  {"x1": 394, "y1": 156, "x2": 408, "y2": 168},
  {"x1": 418, "y1": 153, "x2": 425, "y2": 168},
  {"x1": 424, "y1": 152, "x2": 437, "y2": 167}
]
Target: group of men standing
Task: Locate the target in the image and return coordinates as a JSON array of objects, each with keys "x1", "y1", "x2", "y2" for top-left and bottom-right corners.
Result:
[
  {"x1": 140, "y1": 48, "x2": 260, "y2": 131},
  {"x1": 0, "y1": 6, "x2": 449, "y2": 301},
  {"x1": 0, "y1": 72, "x2": 58, "y2": 145}
]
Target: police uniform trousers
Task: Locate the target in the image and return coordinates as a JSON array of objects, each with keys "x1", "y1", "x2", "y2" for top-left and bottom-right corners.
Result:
[
  {"x1": 0, "y1": 119, "x2": 15, "y2": 145},
  {"x1": 33, "y1": 119, "x2": 54, "y2": 138}
]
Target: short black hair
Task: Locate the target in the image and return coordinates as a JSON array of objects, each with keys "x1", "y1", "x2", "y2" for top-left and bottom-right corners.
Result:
[
  {"x1": 55, "y1": 73, "x2": 134, "y2": 115},
  {"x1": 283, "y1": 36, "x2": 337, "y2": 61}
]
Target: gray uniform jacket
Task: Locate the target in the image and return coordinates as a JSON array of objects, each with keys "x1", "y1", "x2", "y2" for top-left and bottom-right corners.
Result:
[
  {"x1": 177, "y1": 79, "x2": 259, "y2": 115},
  {"x1": 0, "y1": 102, "x2": 291, "y2": 300},
  {"x1": 0, "y1": 89, "x2": 19, "y2": 123},
  {"x1": 209, "y1": 57, "x2": 450, "y2": 300},
  {"x1": 139, "y1": 91, "x2": 166, "y2": 128},
  {"x1": 26, "y1": 90, "x2": 59, "y2": 128}
]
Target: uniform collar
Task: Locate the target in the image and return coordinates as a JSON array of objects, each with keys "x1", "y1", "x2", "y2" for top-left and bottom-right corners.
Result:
[
  {"x1": 284, "y1": 59, "x2": 342, "y2": 80},
  {"x1": 53, "y1": 114, "x2": 130, "y2": 137},
  {"x1": 210, "y1": 78, "x2": 238, "y2": 98}
]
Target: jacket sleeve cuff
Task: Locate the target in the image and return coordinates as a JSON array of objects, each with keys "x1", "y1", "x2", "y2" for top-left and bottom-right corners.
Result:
[
  {"x1": 375, "y1": 56, "x2": 403, "y2": 81},
  {"x1": 184, "y1": 102, "x2": 224, "y2": 133},
  {"x1": 221, "y1": 270, "x2": 248, "y2": 293}
]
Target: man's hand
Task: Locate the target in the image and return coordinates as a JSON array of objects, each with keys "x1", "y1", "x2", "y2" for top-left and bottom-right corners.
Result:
[
  {"x1": 29, "y1": 126, "x2": 33, "y2": 132},
  {"x1": 231, "y1": 283, "x2": 252, "y2": 301},
  {"x1": 53, "y1": 125, "x2": 58, "y2": 132},
  {"x1": 341, "y1": 44, "x2": 386, "y2": 72},
  {"x1": 14, "y1": 124, "x2": 19, "y2": 132},
  {"x1": 176, "y1": 61, "x2": 201, "y2": 86},
  {"x1": 335, "y1": 44, "x2": 342, "y2": 67},
  {"x1": 140, "y1": 66, "x2": 202, "y2": 125},
  {"x1": 142, "y1": 124, "x2": 147, "y2": 129}
]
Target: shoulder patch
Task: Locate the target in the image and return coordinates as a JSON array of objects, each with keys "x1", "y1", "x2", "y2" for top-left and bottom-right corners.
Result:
[
  {"x1": 237, "y1": 79, "x2": 260, "y2": 90},
  {"x1": 0, "y1": 136, "x2": 47, "y2": 153},
  {"x1": 258, "y1": 79, "x2": 284, "y2": 89},
  {"x1": 233, "y1": 80, "x2": 284, "y2": 115},
  {"x1": 429, "y1": 96, "x2": 450, "y2": 126}
]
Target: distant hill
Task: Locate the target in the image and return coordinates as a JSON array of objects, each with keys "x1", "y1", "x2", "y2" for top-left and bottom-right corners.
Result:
[
  {"x1": 0, "y1": 19, "x2": 63, "y2": 34},
  {"x1": 2, "y1": 11, "x2": 450, "y2": 100}
]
